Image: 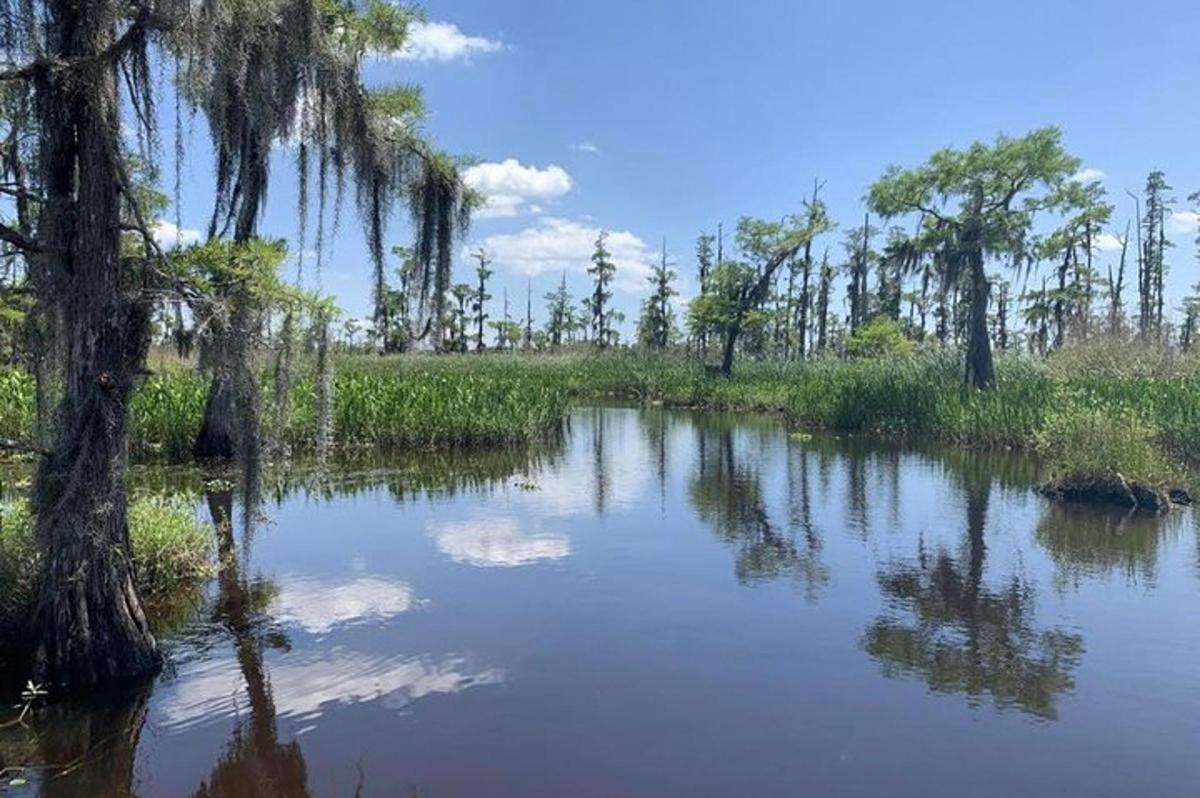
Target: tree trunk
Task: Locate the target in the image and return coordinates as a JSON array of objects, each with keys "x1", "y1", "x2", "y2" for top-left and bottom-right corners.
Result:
[
  {"x1": 194, "y1": 294, "x2": 260, "y2": 461},
  {"x1": 719, "y1": 324, "x2": 739, "y2": 376},
  {"x1": 194, "y1": 372, "x2": 238, "y2": 459},
  {"x1": 964, "y1": 250, "x2": 995, "y2": 389},
  {"x1": 798, "y1": 242, "x2": 812, "y2": 359},
  {"x1": 31, "y1": 0, "x2": 160, "y2": 687}
]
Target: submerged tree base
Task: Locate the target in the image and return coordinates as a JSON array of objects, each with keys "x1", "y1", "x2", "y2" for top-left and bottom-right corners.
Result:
[
  {"x1": 0, "y1": 498, "x2": 214, "y2": 656},
  {"x1": 1039, "y1": 470, "x2": 1191, "y2": 514}
]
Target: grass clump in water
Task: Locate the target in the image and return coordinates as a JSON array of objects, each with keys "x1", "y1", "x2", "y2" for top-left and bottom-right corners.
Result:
[
  {"x1": 1036, "y1": 406, "x2": 1188, "y2": 512},
  {"x1": 0, "y1": 496, "x2": 213, "y2": 636}
]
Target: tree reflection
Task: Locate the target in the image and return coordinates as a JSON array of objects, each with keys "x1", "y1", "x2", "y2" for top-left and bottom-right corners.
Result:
[
  {"x1": 689, "y1": 422, "x2": 828, "y2": 599},
  {"x1": 0, "y1": 483, "x2": 307, "y2": 797},
  {"x1": 193, "y1": 484, "x2": 310, "y2": 797},
  {"x1": 863, "y1": 458, "x2": 1084, "y2": 720},
  {"x1": 126, "y1": 442, "x2": 565, "y2": 507},
  {"x1": 590, "y1": 407, "x2": 610, "y2": 516},
  {"x1": 1035, "y1": 502, "x2": 1180, "y2": 591},
  {"x1": 785, "y1": 442, "x2": 830, "y2": 602},
  {"x1": 640, "y1": 406, "x2": 670, "y2": 511},
  {"x1": 0, "y1": 679, "x2": 152, "y2": 797}
]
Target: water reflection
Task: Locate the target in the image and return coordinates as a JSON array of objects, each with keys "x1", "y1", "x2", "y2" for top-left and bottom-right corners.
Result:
[
  {"x1": 274, "y1": 576, "x2": 417, "y2": 634},
  {"x1": 429, "y1": 517, "x2": 571, "y2": 568},
  {"x1": 2, "y1": 407, "x2": 1197, "y2": 795},
  {"x1": 196, "y1": 485, "x2": 311, "y2": 796},
  {"x1": 0, "y1": 682, "x2": 152, "y2": 797},
  {"x1": 862, "y1": 460, "x2": 1084, "y2": 720},
  {"x1": 784, "y1": 442, "x2": 831, "y2": 603},
  {"x1": 1036, "y1": 503, "x2": 1183, "y2": 591},
  {"x1": 688, "y1": 421, "x2": 828, "y2": 598},
  {"x1": 123, "y1": 443, "x2": 566, "y2": 507},
  {"x1": 680, "y1": 426, "x2": 1099, "y2": 719}
]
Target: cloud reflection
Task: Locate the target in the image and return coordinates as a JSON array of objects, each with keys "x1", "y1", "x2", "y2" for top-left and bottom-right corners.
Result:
[
  {"x1": 158, "y1": 650, "x2": 505, "y2": 732},
  {"x1": 430, "y1": 517, "x2": 571, "y2": 567},
  {"x1": 274, "y1": 576, "x2": 418, "y2": 633}
]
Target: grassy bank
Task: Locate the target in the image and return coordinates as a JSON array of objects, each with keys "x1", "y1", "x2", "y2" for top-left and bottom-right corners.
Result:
[
  {"x1": 335, "y1": 346, "x2": 1200, "y2": 456},
  {"x1": 334, "y1": 346, "x2": 1200, "y2": 495},
  {"x1": 1, "y1": 343, "x2": 1197, "y2": 486},
  {"x1": 0, "y1": 496, "x2": 214, "y2": 637},
  {"x1": 0, "y1": 357, "x2": 571, "y2": 461}
]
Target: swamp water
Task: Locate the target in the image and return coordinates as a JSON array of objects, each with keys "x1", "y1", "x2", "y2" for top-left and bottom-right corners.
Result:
[{"x1": 1, "y1": 406, "x2": 1198, "y2": 796}]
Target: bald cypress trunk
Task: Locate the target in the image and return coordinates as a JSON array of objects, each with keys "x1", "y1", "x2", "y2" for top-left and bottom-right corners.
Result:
[
  {"x1": 194, "y1": 370, "x2": 238, "y2": 459},
  {"x1": 31, "y1": 0, "x2": 160, "y2": 686},
  {"x1": 194, "y1": 121, "x2": 269, "y2": 461},
  {"x1": 964, "y1": 249, "x2": 995, "y2": 389},
  {"x1": 719, "y1": 323, "x2": 739, "y2": 376}
]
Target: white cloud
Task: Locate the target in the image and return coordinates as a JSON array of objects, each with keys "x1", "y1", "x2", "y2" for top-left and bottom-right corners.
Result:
[
  {"x1": 1094, "y1": 232, "x2": 1126, "y2": 253},
  {"x1": 475, "y1": 217, "x2": 656, "y2": 293},
  {"x1": 394, "y1": 21, "x2": 503, "y2": 63},
  {"x1": 153, "y1": 220, "x2": 201, "y2": 248},
  {"x1": 463, "y1": 159, "x2": 572, "y2": 219},
  {"x1": 1070, "y1": 167, "x2": 1105, "y2": 184},
  {"x1": 571, "y1": 142, "x2": 601, "y2": 155},
  {"x1": 1167, "y1": 210, "x2": 1200, "y2": 236},
  {"x1": 431, "y1": 517, "x2": 570, "y2": 568}
]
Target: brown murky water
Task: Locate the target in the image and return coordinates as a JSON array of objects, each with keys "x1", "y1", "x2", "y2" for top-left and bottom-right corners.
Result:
[{"x1": 2, "y1": 407, "x2": 1198, "y2": 796}]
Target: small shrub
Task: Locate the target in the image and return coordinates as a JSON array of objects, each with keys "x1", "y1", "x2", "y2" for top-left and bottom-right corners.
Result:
[
  {"x1": 127, "y1": 495, "x2": 215, "y2": 592},
  {"x1": 844, "y1": 318, "x2": 915, "y2": 359}
]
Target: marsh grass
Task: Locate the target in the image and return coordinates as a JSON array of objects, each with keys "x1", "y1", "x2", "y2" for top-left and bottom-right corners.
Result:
[
  {"x1": 1035, "y1": 406, "x2": 1185, "y2": 510},
  {"x1": 3, "y1": 340, "x2": 1199, "y2": 481},
  {"x1": 1037, "y1": 407, "x2": 1172, "y2": 483}
]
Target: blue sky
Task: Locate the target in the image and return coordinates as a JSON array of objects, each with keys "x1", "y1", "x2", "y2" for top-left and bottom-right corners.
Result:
[{"x1": 166, "y1": 0, "x2": 1200, "y2": 334}]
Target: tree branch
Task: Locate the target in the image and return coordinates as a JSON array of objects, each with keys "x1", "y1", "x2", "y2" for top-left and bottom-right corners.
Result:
[
  {"x1": 0, "y1": 221, "x2": 45, "y2": 253},
  {"x1": 0, "y1": 438, "x2": 48, "y2": 456},
  {"x1": 0, "y1": 5, "x2": 167, "y2": 82}
]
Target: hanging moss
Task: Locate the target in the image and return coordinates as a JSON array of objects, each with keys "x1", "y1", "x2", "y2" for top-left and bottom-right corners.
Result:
[{"x1": 313, "y1": 304, "x2": 335, "y2": 459}]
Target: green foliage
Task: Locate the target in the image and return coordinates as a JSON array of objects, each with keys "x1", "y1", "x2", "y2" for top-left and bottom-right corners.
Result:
[
  {"x1": 868, "y1": 127, "x2": 1083, "y2": 387},
  {"x1": 637, "y1": 245, "x2": 678, "y2": 349},
  {"x1": 129, "y1": 369, "x2": 209, "y2": 461},
  {"x1": 844, "y1": 317, "x2": 914, "y2": 358},
  {"x1": 543, "y1": 273, "x2": 573, "y2": 347},
  {"x1": 323, "y1": 357, "x2": 569, "y2": 448},
  {"x1": 587, "y1": 232, "x2": 617, "y2": 346},
  {"x1": 356, "y1": 0, "x2": 423, "y2": 53},
  {"x1": 0, "y1": 368, "x2": 34, "y2": 443},
  {"x1": 488, "y1": 319, "x2": 524, "y2": 351},
  {"x1": 0, "y1": 496, "x2": 214, "y2": 635},
  {"x1": 0, "y1": 500, "x2": 38, "y2": 638},
  {"x1": 869, "y1": 128, "x2": 1080, "y2": 237},
  {"x1": 126, "y1": 496, "x2": 217, "y2": 594},
  {"x1": 172, "y1": 238, "x2": 291, "y2": 303},
  {"x1": 1037, "y1": 406, "x2": 1171, "y2": 487},
  {"x1": 6, "y1": 341, "x2": 1200, "y2": 481},
  {"x1": 687, "y1": 260, "x2": 756, "y2": 340},
  {"x1": 368, "y1": 84, "x2": 427, "y2": 127}
]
